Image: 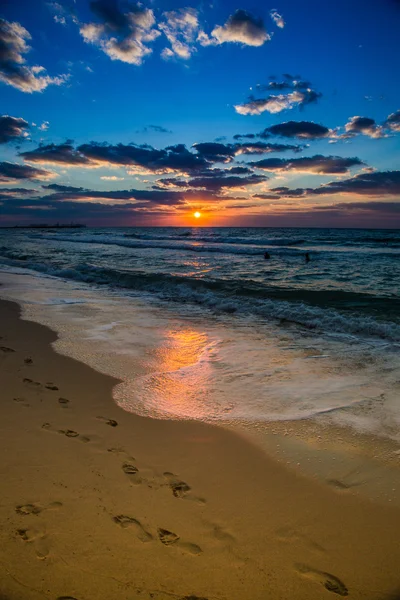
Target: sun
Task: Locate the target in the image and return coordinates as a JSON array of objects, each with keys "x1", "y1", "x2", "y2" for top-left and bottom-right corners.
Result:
[{"x1": 194, "y1": 211, "x2": 201, "y2": 219}]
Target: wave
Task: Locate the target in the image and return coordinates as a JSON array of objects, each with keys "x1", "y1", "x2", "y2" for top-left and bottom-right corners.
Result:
[
  {"x1": 1, "y1": 257, "x2": 400, "y2": 342},
  {"x1": 27, "y1": 233, "x2": 400, "y2": 259}
]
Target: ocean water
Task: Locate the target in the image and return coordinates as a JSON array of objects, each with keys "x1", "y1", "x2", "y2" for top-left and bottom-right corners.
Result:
[{"x1": 0, "y1": 226, "x2": 399, "y2": 442}]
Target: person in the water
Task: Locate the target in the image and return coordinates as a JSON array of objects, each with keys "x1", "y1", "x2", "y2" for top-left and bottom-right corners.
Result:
[
  {"x1": 264, "y1": 251, "x2": 270, "y2": 259},
  {"x1": 305, "y1": 252, "x2": 310, "y2": 263}
]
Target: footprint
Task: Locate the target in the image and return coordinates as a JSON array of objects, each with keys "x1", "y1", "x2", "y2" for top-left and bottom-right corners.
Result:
[
  {"x1": 158, "y1": 528, "x2": 180, "y2": 546},
  {"x1": 59, "y1": 429, "x2": 79, "y2": 438},
  {"x1": 276, "y1": 527, "x2": 325, "y2": 553},
  {"x1": 327, "y1": 479, "x2": 360, "y2": 491},
  {"x1": 97, "y1": 416, "x2": 118, "y2": 427},
  {"x1": 180, "y1": 597, "x2": 208, "y2": 600},
  {"x1": 178, "y1": 542, "x2": 202, "y2": 555},
  {"x1": 113, "y1": 515, "x2": 153, "y2": 542},
  {"x1": 16, "y1": 504, "x2": 42, "y2": 516},
  {"x1": 42, "y1": 423, "x2": 90, "y2": 443},
  {"x1": 16, "y1": 501, "x2": 62, "y2": 516},
  {"x1": 158, "y1": 529, "x2": 202, "y2": 554},
  {"x1": 45, "y1": 383, "x2": 59, "y2": 391},
  {"x1": 13, "y1": 397, "x2": 30, "y2": 407},
  {"x1": 23, "y1": 378, "x2": 41, "y2": 387},
  {"x1": 122, "y1": 462, "x2": 139, "y2": 478},
  {"x1": 24, "y1": 357, "x2": 33, "y2": 364},
  {"x1": 163, "y1": 472, "x2": 191, "y2": 498},
  {"x1": 210, "y1": 524, "x2": 235, "y2": 543},
  {"x1": 16, "y1": 527, "x2": 49, "y2": 560},
  {"x1": 58, "y1": 397, "x2": 70, "y2": 405},
  {"x1": 296, "y1": 564, "x2": 348, "y2": 596},
  {"x1": 1, "y1": 346, "x2": 15, "y2": 353}
]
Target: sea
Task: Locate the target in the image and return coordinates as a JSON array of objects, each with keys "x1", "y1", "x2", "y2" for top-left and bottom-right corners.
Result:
[{"x1": 1, "y1": 226, "x2": 400, "y2": 453}]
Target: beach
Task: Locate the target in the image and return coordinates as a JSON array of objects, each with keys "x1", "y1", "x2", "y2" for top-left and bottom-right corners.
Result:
[{"x1": 1, "y1": 295, "x2": 400, "y2": 600}]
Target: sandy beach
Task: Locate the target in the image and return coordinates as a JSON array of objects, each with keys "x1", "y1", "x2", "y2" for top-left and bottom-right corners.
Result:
[{"x1": 1, "y1": 296, "x2": 400, "y2": 600}]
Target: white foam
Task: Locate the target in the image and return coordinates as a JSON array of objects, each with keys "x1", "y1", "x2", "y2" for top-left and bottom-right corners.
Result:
[{"x1": 1, "y1": 269, "x2": 399, "y2": 441}]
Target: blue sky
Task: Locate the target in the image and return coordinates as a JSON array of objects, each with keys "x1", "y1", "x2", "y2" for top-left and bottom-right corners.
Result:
[{"x1": 0, "y1": 0, "x2": 399, "y2": 227}]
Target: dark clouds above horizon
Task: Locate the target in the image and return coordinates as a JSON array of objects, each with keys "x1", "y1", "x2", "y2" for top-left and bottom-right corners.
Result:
[{"x1": 0, "y1": 0, "x2": 400, "y2": 227}]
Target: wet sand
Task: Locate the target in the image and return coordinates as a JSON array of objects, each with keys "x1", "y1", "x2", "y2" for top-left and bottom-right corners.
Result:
[{"x1": 1, "y1": 297, "x2": 400, "y2": 600}]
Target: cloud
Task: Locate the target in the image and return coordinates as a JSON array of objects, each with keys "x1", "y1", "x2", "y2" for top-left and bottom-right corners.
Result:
[
  {"x1": 275, "y1": 171, "x2": 400, "y2": 198},
  {"x1": 20, "y1": 142, "x2": 92, "y2": 166},
  {"x1": 266, "y1": 121, "x2": 331, "y2": 138},
  {"x1": 311, "y1": 170, "x2": 400, "y2": 196},
  {"x1": 234, "y1": 141, "x2": 304, "y2": 154},
  {"x1": 235, "y1": 90, "x2": 321, "y2": 115},
  {"x1": 136, "y1": 125, "x2": 172, "y2": 134},
  {"x1": 100, "y1": 175, "x2": 125, "y2": 180},
  {"x1": 250, "y1": 155, "x2": 364, "y2": 174},
  {"x1": 0, "y1": 19, "x2": 68, "y2": 92},
  {"x1": 155, "y1": 166, "x2": 268, "y2": 192},
  {"x1": 159, "y1": 8, "x2": 199, "y2": 60},
  {"x1": 317, "y1": 201, "x2": 400, "y2": 213},
  {"x1": 235, "y1": 76, "x2": 321, "y2": 115},
  {"x1": 385, "y1": 110, "x2": 400, "y2": 132},
  {"x1": 209, "y1": 10, "x2": 271, "y2": 47},
  {"x1": 0, "y1": 115, "x2": 29, "y2": 143},
  {"x1": 0, "y1": 187, "x2": 37, "y2": 199},
  {"x1": 79, "y1": 141, "x2": 209, "y2": 172},
  {"x1": 192, "y1": 140, "x2": 305, "y2": 158},
  {"x1": 344, "y1": 116, "x2": 386, "y2": 138},
  {"x1": 270, "y1": 9, "x2": 285, "y2": 28},
  {"x1": 0, "y1": 161, "x2": 54, "y2": 182},
  {"x1": 192, "y1": 142, "x2": 235, "y2": 161},
  {"x1": 79, "y1": 0, "x2": 160, "y2": 66}
]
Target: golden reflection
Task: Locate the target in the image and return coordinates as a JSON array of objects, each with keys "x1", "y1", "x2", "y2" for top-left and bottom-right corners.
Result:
[{"x1": 144, "y1": 328, "x2": 214, "y2": 417}]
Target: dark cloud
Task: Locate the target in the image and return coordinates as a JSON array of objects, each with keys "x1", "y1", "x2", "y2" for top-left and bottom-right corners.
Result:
[
  {"x1": 193, "y1": 142, "x2": 235, "y2": 161},
  {"x1": 210, "y1": 10, "x2": 270, "y2": 47},
  {"x1": 20, "y1": 141, "x2": 209, "y2": 173},
  {"x1": 250, "y1": 155, "x2": 364, "y2": 174},
  {"x1": 0, "y1": 161, "x2": 54, "y2": 182},
  {"x1": 233, "y1": 133, "x2": 258, "y2": 140},
  {"x1": 42, "y1": 183, "x2": 87, "y2": 193},
  {"x1": 0, "y1": 18, "x2": 67, "y2": 92},
  {"x1": 266, "y1": 121, "x2": 331, "y2": 139},
  {"x1": 78, "y1": 141, "x2": 209, "y2": 172},
  {"x1": 0, "y1": 115, "x2": 29, "y2": 143},
  {"x1": 136, "y1": 125, "x2": 172, "y2": 134},
  {"x1": 311, "y1": 170, "x2": 400, "y2": 196},
  {"x1": 155, "y1": 166, "x2": 268, "y2": 192},
  {"x1": 79, "y1": 0, "x2": 160, "y2": 66},
  {"x1": 275, "y1": 171, "x2": 400, "y2": 198},
  {"x1": 343, "y1": 116, "x2": 385, "y2": 139},
  {"x1": 316, "y1": 201, "x2": 400, "y2": 213},
  {"x1": 253, "y1": 193, "x2": 281, "y2": 200},
  {"x1": 0, "y1": 187, "x2": 37, "y2": 199},
  {"x1": 20, "y1": 142, "x2": 91, "y2": 166},
  {"x1": 385, "y1": 110, "x2": 400, "y2": 132}
]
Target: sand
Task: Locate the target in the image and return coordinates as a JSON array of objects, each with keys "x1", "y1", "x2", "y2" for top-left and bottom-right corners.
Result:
[{"x1": 1, "y1": 297, "x2": 400, "y2": 600}]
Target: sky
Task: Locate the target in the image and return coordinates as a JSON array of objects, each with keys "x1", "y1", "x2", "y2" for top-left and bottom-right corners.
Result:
[{"x1": 0, "y1": 0, "x2": 400, "y2": 228}]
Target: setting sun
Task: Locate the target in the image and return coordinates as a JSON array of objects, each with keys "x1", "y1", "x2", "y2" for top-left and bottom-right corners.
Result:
[{"x1": 194, "y1": 211, "x2": 201, "y2": 219}]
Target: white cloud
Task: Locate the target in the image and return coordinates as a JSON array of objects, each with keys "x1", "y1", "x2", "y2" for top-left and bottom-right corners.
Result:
[
  {"x1": 160, "y1": 8, "x2": 200, "y2": 60},
  {"x1": 270, "y1": 9, "x2": 285, "y2": 29},
  {"x1": 0, "y1": 19, "x2": 68, "y2": 93}
]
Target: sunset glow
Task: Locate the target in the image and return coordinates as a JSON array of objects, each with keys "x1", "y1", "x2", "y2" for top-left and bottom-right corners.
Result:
[{"x1": 0, "y1": 2, "x2": 399, "y2": 228}]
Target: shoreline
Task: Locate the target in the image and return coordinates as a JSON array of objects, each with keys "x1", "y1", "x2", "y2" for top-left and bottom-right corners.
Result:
[{"x1": 1, "y1": 297, "x2": 400, "y2": 599}]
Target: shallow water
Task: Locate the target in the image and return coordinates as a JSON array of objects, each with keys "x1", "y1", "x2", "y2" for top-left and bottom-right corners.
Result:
[{"x1": 0, "y1": 257, "x2": 399, "y2": 446}]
